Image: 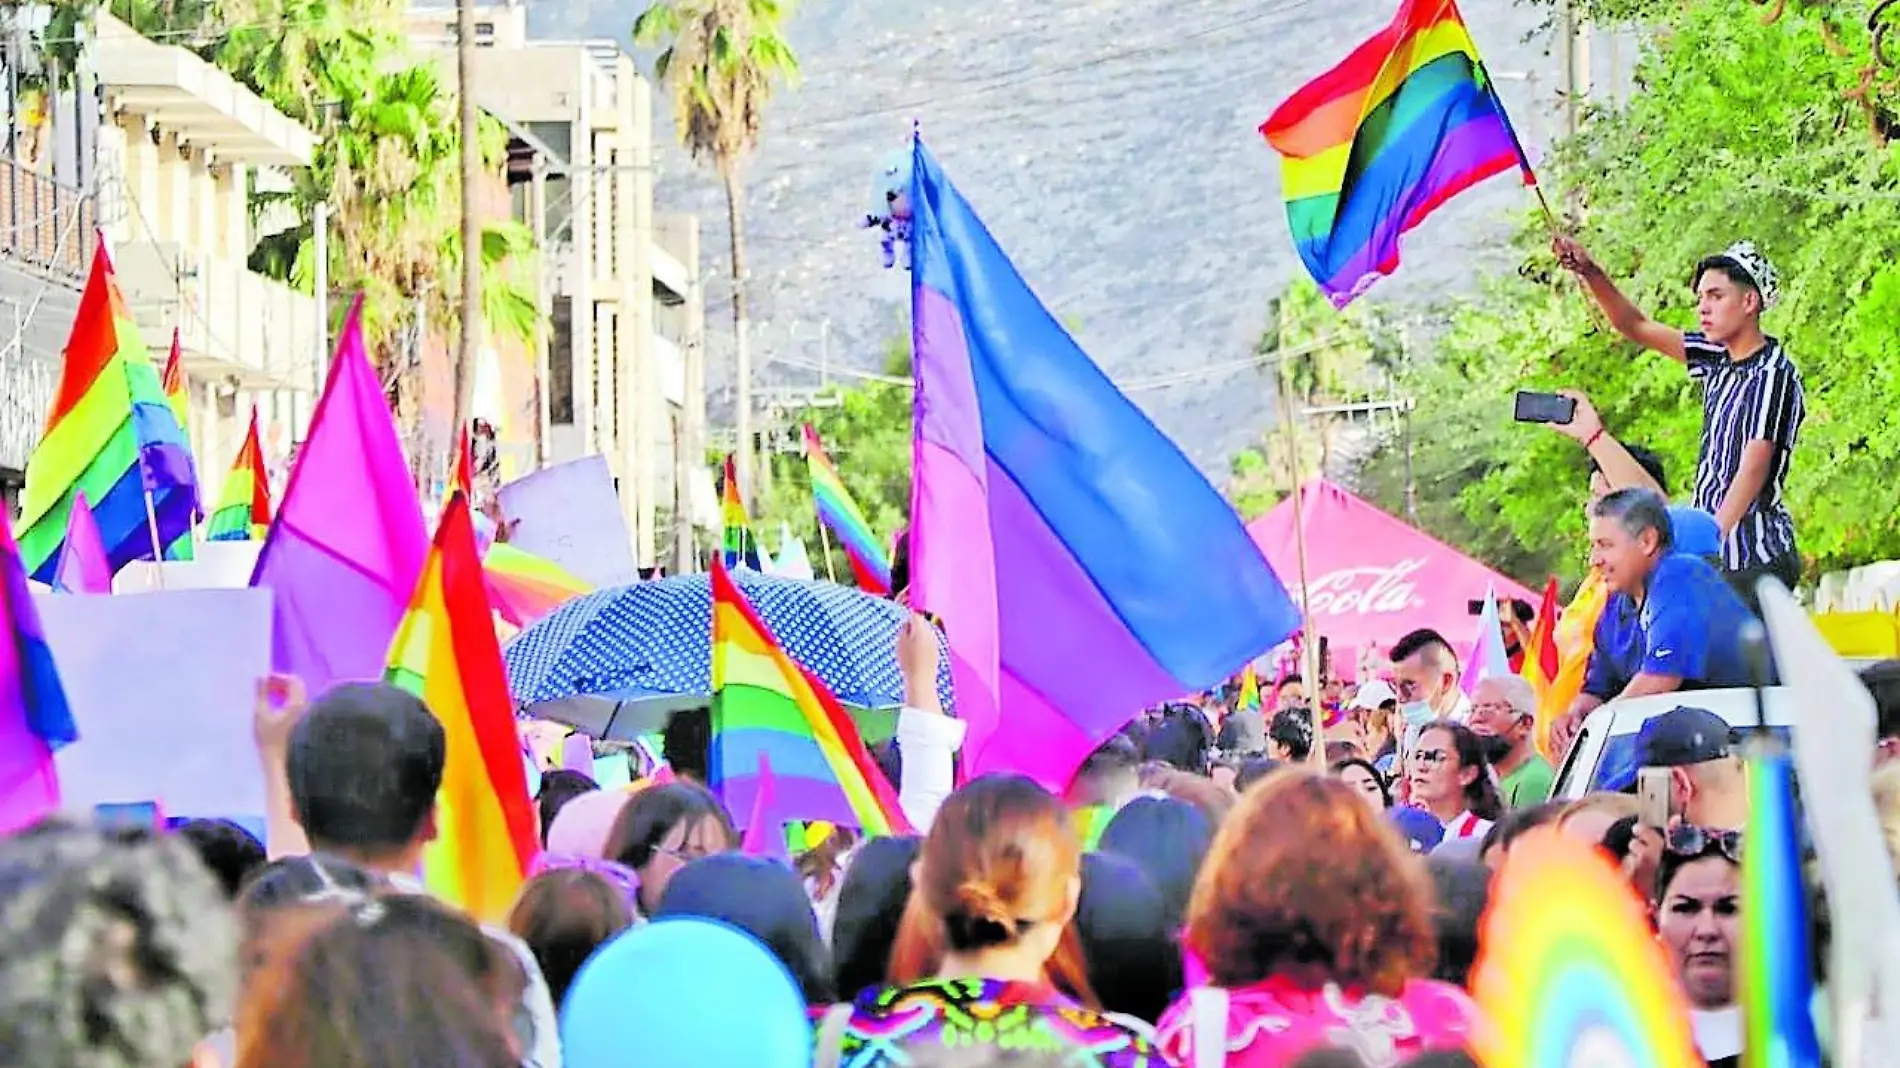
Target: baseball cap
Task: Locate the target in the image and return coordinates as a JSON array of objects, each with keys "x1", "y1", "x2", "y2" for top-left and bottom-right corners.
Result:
[
  {"x1": 1387, "y1": 806, "x2": 1445, "y2": 854},
  {"x1": 1667, "y1": 506, "x2": 1723, "y2": 559},
  {"x1": 1350, "y1": 680, "x2": 1399, "y2": 711},
  {"x1": 1635, "y1": 706, "x2": 1735, "y2": 768}
]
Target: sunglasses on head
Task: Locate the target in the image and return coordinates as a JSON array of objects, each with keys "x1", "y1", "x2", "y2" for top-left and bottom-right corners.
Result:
[{"x1": 1666, "y1": 824, "x2": 1742, "y2": 863}]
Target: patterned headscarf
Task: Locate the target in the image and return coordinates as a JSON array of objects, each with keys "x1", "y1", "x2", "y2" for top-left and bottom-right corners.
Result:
[{"x1": 1716, "y1": 239, "x2": 1780, "y2": 310}]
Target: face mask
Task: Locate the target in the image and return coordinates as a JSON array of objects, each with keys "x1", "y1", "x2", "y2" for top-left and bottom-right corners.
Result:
[
  {"x1": 1479, "y1": 732, "x2": 1515, "y2": 765},
  {"x1": 1400, "y1": 701, "x2": 1435, "y2": 729}
]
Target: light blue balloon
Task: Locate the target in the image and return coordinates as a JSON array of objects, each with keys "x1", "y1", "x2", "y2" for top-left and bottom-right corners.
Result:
[{"x1": 561, "y1": 918, "x2": 814, "y2": 1068}]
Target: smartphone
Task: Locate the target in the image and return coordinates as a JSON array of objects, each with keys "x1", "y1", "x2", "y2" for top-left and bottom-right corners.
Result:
[
  {"x1": 1514, "y1": 390, "x2": 1577, "y2": 425},
  {"x1": 94, "y1": 801, "x2": 162, "y2": 833},
  {"x1": 1636, "y1": 768, "x2": 1673, "y2": 829}
]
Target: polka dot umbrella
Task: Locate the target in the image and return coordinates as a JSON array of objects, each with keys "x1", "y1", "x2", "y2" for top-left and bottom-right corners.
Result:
[{"x1": 501, "y1": 569, "x2": 955, "y2": 743}]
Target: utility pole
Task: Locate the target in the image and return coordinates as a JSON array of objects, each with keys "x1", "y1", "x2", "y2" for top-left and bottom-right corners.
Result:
[
  {"x1": 1561, "y1": 0, "x2": 1592, "y2": 141},
  {"x1": 1302, "y1": 398, "x2": 1419, "y2": 525},
  {"x1": 453, "y1": 0, "x2": 483, "y2": 459}
]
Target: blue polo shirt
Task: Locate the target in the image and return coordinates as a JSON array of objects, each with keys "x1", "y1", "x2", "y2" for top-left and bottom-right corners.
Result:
[{"x1": 1582, "y1": 554, "x2": 1759, "y2": 699}]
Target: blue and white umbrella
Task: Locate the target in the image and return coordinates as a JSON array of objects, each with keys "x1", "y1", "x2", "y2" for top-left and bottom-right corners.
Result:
[{"x1": 503, "y1": 570, "x2": 954, "y2": 742}]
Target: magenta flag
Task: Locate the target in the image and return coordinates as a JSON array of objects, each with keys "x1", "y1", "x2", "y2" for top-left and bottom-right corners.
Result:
[
  {"x1": 0, "y1": 509, "x2": 77, "y2": 833},
  {"x1": 249, "y1": 296, "x2": 428, "y2": 696},
  {"x1": 52, "y1": 491, "x2": 113, "y2": 595},
  {"x1": 906, "y1": 138, "x2": 1300, "y2": 788}
]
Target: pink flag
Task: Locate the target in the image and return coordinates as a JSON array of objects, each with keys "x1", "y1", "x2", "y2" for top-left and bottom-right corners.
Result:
[
  {"x1": 53, "y1": 491, "x2": 113, "y2": 594},
  {"x1": 739, "y1": 752, "x2": 786, "y2": 859},
  {"x1": 560, "y1": 732, "x2": 595, "y2": 777},
  {"x1": 1461, "y1": 584, "x2": 1513, "y2": 694},
  {"x1": 0, "y1": 509, "x2": 76, "y2": 834},
  {"x1": 249, "y1": 296, "x2": 428, "y2": 695}
]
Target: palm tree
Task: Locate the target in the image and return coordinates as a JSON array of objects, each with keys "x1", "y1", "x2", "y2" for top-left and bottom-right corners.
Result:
[{"x1": 633, "y1": 0, "x2": 799, "y2": 507}]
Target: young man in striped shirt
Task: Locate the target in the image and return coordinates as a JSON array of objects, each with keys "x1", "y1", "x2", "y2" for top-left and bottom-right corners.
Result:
[{"x1": 1553, "y1": 236, "x2": 1805, "y2": 613}]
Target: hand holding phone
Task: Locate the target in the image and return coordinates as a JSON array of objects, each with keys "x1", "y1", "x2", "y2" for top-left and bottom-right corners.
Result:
[
  {"x1": 1513, "y1": 390, "x2": 1578, "y2": 425},
  {"x1": 1636, "y1": 767, "x2": 1674, "y2": 829}
]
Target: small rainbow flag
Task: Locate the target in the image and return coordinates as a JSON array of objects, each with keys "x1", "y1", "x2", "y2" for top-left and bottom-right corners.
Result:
[
  {"x1": 802, "y1": 424, "x2": 891, "y2": 594},
  {"x1": 1740, "y1": 736, "x2": 1825, "y2": 1067},
  {"x1": 1471, "y1": 827, "x2": 1702, "y2": 1068},
  {"x1": 0, "y1": 508, "x2": 78, "y2": 834},
  {"x1": 1519, "y1": 576, "x2": 1561, "y2": 694},
  {"x1": 482, "y1": 542, "x2": 591, "y2": 628},
  {"x1": 708, "y1": 554, "x2": 909, "y2": 838},
  {"x1": 720, "y1": 454, "x2": 760, "y2": 570},
  {"x1": 1535, "y1": 569, "x2": 1609, "y2": 760},
  {"x1": 1262, "y1": 0, "x2": 1536, "y2": 307},
  {"x1": 385, "y1": 491, "x2": 539, "y2": 922},
  {"x1": 16, "y1": 242, "x2": 199, "y2": 583},
  {"x1": 160, "y1": 328, "x2": 189, "y2": 430},
  {"x1": 1237, "y1": 664, "x2": 1262, "y2": 713},
  {"x1": 205, "y1": 408, "x2": 272, "y2": 542}
]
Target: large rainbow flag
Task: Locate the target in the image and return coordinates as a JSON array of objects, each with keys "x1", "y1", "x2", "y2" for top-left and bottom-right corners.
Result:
[
  {"x1": 1262, "y1": 0, "x2": 1535, "y2": 307},
  {"x1": 720, "y1": 454, "x2": 761, "y2": 569},
  {"x1": 16, "y1": 242, "x2": 199, "y2": 583},
  {"x1": 708, "y1": 554, "x2": 909, "y2": 838},
  {"x1": 385, "y1": 491, "x2": 539, "y2": 922},
  {"x1": 205, "y1": 408, "x2": 272, "y2": 542},
  {"x1": 802, "y1": 424, "x2": 892, "y2": 595},
  {"x1": 906, "y1": 137, "x2": 1300, "y2": 787}
]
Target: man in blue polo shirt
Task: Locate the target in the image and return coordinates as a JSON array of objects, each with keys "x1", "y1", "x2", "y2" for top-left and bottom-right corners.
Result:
[{"x1": 1574, "y1": 489, "x2": 1756, "y2": 719}]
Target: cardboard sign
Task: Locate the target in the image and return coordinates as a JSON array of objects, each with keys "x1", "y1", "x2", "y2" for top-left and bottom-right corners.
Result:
[
  {"x1": 496, "y1": 455, "x2": 639, "y2": 589},
  {"x1": 38, "y1": 587, "x2": 274, "y2": 820}
]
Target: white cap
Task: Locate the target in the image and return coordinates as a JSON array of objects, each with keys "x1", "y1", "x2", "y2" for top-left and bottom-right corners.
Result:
[{"x1": 1350, "y1": 680, "x2": 1398, "y2": 711}]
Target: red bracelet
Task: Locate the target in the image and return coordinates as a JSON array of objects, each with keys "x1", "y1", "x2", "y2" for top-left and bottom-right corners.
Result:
[{"x1": 1584, "y1": 427, "x2": 1605, "y2": 449}]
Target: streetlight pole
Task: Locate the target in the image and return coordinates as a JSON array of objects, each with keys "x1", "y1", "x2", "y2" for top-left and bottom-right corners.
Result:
[{"x1": 454, "y1": 0, "x2": 483, "y2": 470}]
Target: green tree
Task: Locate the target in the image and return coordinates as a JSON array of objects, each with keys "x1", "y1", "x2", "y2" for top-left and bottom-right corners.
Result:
[
  {"x1": 1355, "y1": 0, "x2": 1900, "y2": 583},
  {"x1": 634, "y1": 0, "x2": 801, "y2": 506}
]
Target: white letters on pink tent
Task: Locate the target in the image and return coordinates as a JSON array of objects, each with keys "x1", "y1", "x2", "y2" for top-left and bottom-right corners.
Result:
[{"x1": 1246, "y1": 480, "x2": 1538, "y2": 677}]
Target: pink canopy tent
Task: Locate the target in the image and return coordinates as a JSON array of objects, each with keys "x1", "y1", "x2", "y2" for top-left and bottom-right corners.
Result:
[{"x1": 1247, "y1": 480, "x2": 1537, "y2": 675}]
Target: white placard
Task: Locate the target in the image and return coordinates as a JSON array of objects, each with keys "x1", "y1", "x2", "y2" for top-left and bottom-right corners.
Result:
[{"x1": 496, "y1": 455, "x2": 639, "y2": 588}]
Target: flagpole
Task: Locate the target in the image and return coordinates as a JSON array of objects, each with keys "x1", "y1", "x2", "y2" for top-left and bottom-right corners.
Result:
[
  {"x1": 140, "y1": 486, "x2": 167, "y2": 590},
  {"x1": 815, "y1": 523, "x2": 840, "y2": 584},
  {"x1": 1277, "y1": 359, "x2": 1322, "y2": 767}
]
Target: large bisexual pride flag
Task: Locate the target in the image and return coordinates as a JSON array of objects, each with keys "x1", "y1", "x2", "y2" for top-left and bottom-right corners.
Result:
[
  {"x1": 1262, "y1": 0, "x2": 1535, "y2": 307},
  {"x1": 906, "y1": 138, "x2": 1301, "y2": 787}
]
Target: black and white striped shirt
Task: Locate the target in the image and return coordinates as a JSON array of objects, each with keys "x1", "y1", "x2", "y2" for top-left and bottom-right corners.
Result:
[{"x1": 1684, "y1": 332, "x2": 1804, "y2": 571}]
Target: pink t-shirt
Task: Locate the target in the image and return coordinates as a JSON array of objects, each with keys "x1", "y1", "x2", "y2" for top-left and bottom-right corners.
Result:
[{"x1": 1154, "y1": 974, "x2": 1480, "y2": 1068}]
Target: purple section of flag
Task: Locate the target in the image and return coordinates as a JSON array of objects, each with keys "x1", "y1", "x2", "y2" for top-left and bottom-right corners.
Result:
[
  {"x1": 249, "y1": 296, "x2": 428, "y2": 696},
  {"x1": 738, "y1": 752, "x2": 789, "y2": 861},
  {"x1": 0, "y1": 509, "x2": 76, "y2": 833},
  {"x1": 54, "y1": 491, "x2": 113, "y2": 595}
]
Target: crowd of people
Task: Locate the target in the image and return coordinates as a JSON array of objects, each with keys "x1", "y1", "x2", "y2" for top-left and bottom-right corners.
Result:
[{"x1": 0, "y1": 238, "x2": 1865, "y2": 1068}]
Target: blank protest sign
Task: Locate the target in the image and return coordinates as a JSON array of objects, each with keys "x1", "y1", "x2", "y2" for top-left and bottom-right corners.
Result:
[{"x1": 497, "y1": 455, "x2": 640, "y2": 589}]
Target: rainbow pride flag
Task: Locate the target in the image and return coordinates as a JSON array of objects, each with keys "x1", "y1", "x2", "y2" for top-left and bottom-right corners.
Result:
[
  {"x1": 720, "y1": 454, "x2": 760, "y2": 569},
  {"x1": 206, "y1": 408, "x2": 272, "y2": 542},
  {"x1": 1262, "y1": 0, "x2": 1535, "y2": 307},
  {"x1": 1740, "y1": 736, "x2": 1825, "y2": 1067},
  {"x1": 1471, "y1": 827, "x2": 1702, "y2": 1067},
  {"x1": 708, "y1": 554, "x2": 909, "y2": 838},
  {"x1": 802, "y1": 424, "x2": 891, "y2": 594},
  {"x1": 1237, "y1": 664, "x2": 1262, "y2": 712},
  {"x1": 16, "y1": 242, "x2": 199, "y2": 583},
  {"x1": 482, "y1": 542, "x2": 591, "y2": 628},
  {"x1": 0, "y1": 508, "x2": 77, "y2": 834},
  {"x1": 385, "y1": 491, "x2": 539, "y2": 922},
  {"x1": 160, "y1": 328, "x2": 189, "y2": 430}
]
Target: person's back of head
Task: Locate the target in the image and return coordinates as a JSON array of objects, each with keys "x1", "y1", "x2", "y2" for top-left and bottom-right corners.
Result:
[
  {"x1": 0, "y1": 821, "x2": 239, "y2": 1068},
  {"x1": 507, "y1": 869, "x2": 636, "y2": 1007},
  {"x1": 1075, "y1": 852, "x2": 1180, "y2": 1024},
  {"x1": 1590, "y1": 444, "x2": 1669, "y2": 497},
  {"x1": 535, "y1": 769, "x2": 599, "y2": 847},
  {"x1": 654, "y1": 854, "x2": 834, "y2": 1004},
  {"x1": 832, "y1": 834, "x2": 923, "y2": 1000},
  {"x1": 286, "y1": 682, "x2": 446, "y2": 864},
  {"x1": 1234, "y1": 756, "x2": 1285, "y2": 794},
  {"x1": 1269, "y1": 706, "x2": 1315, "y2": 762},
  {"x1": 176, "y1": 817, "x2": 268, "y2": 900},
  {"x1": 1067, "y1": 734, "x2": 1141, "y2": 810},
  {"x1": 1097, "y1": 795, "x2": 1214, "y2": 933},
  {"x1": 892, "y1": 774, "x2": 1094, "y2": 1003},
  {"x1": 1424, "y1": 857, "x2": 1490, "y2": 989},
  {"x1": 235, "y1": 894, "x2": 521, "y2": 1068}
]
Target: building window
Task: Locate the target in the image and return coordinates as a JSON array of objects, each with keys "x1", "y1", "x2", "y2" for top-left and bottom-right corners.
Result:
[{"x1": 549, "y1": 296, "x2": 573, "y2": 425}]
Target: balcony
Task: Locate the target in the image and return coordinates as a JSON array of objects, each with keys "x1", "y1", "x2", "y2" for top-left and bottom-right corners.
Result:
[
  {"x1": 0, "y1": 158, "x2": 97, "y2": 282},
  {"x1": 113, "y1": 240, "x2": 318, "y2": 392}
]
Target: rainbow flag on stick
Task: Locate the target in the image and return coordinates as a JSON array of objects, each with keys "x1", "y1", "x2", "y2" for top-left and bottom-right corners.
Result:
[
  {"x1": 802, "y1": 424, "x2": 891, "y2": 594},
  {"x1": 160, "y1": 328, "x2": 189, "y2": 431},
  {"x1": 385, "y1": 491, "x2": 540, "y2": 922},
  {"x1": 1262, "y1": 0, "x2": 1537, "y2": 307},
  {"x1": 53, "y1": 491, "x2": 112, "y2": 595},
  {"x1": 16, "y1": 241, "x2": 199, "y2": 582},
  {"x1": 0, "y1": 509, "x2": 78, "y2": 834},
  {"x1": 721, "y1": 454, "x2": 761, "y2": 569},
  {"x1": 206, "y1": 408, "x2": 273, "y2": 542},
  {"x1": 709, "y1": 554, "x2": 909, "y2": 838},
  {"x1": 1740, "y1": 734, "x2": 1826, "y2": 1068}
]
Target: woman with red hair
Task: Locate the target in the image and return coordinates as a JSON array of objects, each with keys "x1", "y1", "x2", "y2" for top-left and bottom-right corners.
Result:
[
  {"x1": 1156, "y1": 772, "x2": 1479, "y2": 1067},
  {"x1": 813, "y1": 774, "x2": 1161, "y2": 1066}
]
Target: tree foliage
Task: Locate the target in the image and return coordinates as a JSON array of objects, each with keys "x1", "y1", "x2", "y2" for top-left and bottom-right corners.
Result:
[{"x1": 1354, "y1": 0, "x2": 1900, "y2": 584}]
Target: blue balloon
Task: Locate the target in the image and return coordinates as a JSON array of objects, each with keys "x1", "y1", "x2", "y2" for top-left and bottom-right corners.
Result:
[{"x1": 562, "y1": 918, "x2": 814, "y2": 1068}]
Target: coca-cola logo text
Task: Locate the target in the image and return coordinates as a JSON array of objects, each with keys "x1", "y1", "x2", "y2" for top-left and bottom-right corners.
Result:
[{"x1": 1294, "y1": 559, "x2": 1427, "y2": 616}]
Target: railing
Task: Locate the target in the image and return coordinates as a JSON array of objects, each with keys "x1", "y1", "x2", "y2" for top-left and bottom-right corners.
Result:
[
  {"x1": 0, "y1": 333, "x2": 56, "y2": 472},
  {"x1": 0, "y1": 157, "x2": 96, "y2": 282}
]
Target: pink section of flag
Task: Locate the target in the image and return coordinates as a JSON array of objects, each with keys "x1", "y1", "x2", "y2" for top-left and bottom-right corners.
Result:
[
  {"x1": 0, "y1": 509, "x2": 76, "y2": 834},
  {"x1": 249, "y1": 296, "x2": 429, "y2": 695},
  {"x1": 54, "y1": 491, "x2": 113, "y2": 594},
  {"x1": 739, "y1": 752, "x2": 787, "y2": 860},
  {"x1": 560, "y1": 732, "x2": 596, "y2": 777},
  {"x1": 1460, "y1": 584, "x2": 1512, "y2": 694}
]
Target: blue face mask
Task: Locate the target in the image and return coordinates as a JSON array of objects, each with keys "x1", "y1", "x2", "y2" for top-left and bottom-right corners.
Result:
[{"x1": 1400, "y1": 701, "x2": 1435, "y2": 729}]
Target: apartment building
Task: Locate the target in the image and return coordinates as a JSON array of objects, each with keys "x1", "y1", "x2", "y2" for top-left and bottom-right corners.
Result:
[{"x1": 405, "y1": 1, "x2": 707, "y2": 570}]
